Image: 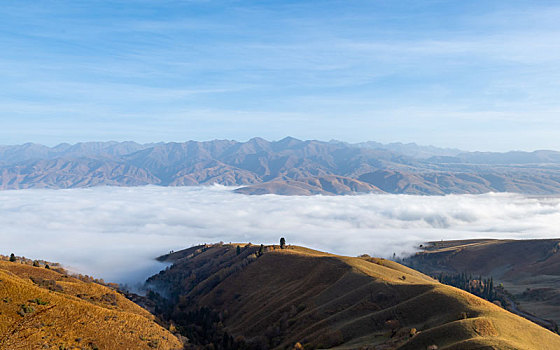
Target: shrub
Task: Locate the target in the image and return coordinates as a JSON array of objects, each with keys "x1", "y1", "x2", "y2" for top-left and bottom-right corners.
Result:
[
  {"x1": 9, "y1": 253, "x2": 16, "y2": 262},
  {"x1": 29, "y1": 298, "x2": 49, "y2": 305},
  {"x1": 29, "y1": 277, "x2": 63, "y2": 292},
  {"x1": 18, "y1": 304, "x2": 35, "y2": 316}
]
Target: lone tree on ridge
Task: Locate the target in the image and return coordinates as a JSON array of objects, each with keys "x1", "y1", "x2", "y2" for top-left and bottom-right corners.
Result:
[{"x1": 280, "y1": 237, "x2": 286, "y2": 249}]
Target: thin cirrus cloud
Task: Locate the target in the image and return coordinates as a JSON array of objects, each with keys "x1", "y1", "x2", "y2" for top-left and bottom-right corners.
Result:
[
  {"x1": 1, "y1": 185, "x2": 560, "y2": 285},
  {"x1": 1, "y1": 1, "x2": 560, "y2": 149}
]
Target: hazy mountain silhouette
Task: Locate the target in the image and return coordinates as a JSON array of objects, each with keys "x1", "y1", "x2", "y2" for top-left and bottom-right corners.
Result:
[{"x1": 2, "y1": 138, "x2": 560, "y2": 194}]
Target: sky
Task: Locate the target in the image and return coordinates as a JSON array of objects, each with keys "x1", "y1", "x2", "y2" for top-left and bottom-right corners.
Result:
[
  {"x1": 1, "y1": 0, "x2": 560, "y2": 151},
  {"x1": 3, "y1": 186, "x2": 560, "y2": 284}
]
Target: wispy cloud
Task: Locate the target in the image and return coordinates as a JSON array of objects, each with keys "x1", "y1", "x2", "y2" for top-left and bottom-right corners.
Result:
[
  {"x1": 1, "y1": 1, "x2": 560, "y2": 149},
  {"x1": 2, "y1": 186, "x2": 560, "y2": 284}
]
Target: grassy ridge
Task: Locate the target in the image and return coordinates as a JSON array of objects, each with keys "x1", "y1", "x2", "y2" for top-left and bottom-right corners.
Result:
[
  {"x1": 149, "y1": 244, "x2": 560, "y2": 349},
  {"x1": 404, "y1": 239, "x2": 560, "y2": 330},
  {"x1": 0, "y1": 259, "x2": 183, "y2": 349}
]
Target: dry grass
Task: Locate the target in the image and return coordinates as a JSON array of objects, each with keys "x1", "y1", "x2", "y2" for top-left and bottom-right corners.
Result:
[
  {"x1": 0, "y1": 260, "x2": 183, "y2": 349},
  {"x1": 406, "y1": 238, "x2": 560, "y2": 328},
  {"x1": 161, "y1": 244, "x2": 560, "y2": 349}
]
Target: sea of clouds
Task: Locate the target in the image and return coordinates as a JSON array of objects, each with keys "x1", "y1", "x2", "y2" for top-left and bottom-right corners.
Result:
[{"x1": 1, "y1": 185, "x2": 560, "y2": 284}]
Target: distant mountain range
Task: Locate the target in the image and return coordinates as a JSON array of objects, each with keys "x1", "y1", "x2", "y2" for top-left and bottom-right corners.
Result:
[{"x1": 2, "y1": 137, "x2": 560, "y2": 195}]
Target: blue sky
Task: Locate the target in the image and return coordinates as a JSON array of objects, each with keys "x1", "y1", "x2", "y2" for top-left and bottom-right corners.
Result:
[{"x1": 1, "y1": 0, "x2": 559, "y2": 151}]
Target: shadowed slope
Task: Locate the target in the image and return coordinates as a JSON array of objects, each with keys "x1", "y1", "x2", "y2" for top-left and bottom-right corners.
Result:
[
  {"x1": 148, "y1": 244, "x2": 560, "y2": 349},
  {"x1": 404, "y1": 239, "x2": 560, "y2": 331}
]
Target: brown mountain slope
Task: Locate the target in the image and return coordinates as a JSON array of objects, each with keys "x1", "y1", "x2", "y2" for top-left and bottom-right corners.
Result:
[
  {"x1": 234, "y1": 175, "x2": 383, "y2": 195},
  {"x1": 4, "y1": 139, "x2": 560, "y2": 195},
  {"x1": 404, "y1": 239, "x2": 560, "y2": 332},
  {"x1": 0, "y1": 259, "x2": 183, "y2": 349},
  {"x1": 403, "y1": 239, "x2": 560, "y2": 278},
  {"x1": 148, "y1": 244, "x2": 560, "y2": 349}
]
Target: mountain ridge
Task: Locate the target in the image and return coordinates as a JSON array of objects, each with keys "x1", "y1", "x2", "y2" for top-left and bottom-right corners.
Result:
[{"x1": 3, "y1": 138, "x2": 560, "y2": 195}]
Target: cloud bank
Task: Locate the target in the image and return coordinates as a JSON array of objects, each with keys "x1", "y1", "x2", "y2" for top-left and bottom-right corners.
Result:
[{"x1": 1, "y1": 186, "x2": 560, "y2": 284}]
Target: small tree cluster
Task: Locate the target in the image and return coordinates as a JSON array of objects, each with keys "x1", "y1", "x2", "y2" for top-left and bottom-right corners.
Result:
[{"x1": 437, "y1": 273, "x2": 495, "y2": 301}]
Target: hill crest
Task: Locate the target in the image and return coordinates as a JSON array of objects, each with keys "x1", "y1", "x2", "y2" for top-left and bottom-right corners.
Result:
[
  {"x1": 0, "y1": 255, "x2": 183, "y2": 349},
  {"x1": 146, "y1": 243, "x2": 560, "y2": 349}
]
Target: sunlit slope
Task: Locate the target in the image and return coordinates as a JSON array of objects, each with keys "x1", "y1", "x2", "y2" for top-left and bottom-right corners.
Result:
[
  {"x1": 153, "y1": 244, "x2": 560, "y2": 349},
  {"x1": 404, "y1": 239, "x2": 560, "y2": 327},
  {"x1": 0, "y1": 260, "x2": 183, "y2": 349}
]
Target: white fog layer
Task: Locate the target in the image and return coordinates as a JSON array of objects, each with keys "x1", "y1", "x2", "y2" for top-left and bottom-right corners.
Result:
[{"x1": 1, "y1": 186, "x2": 559, "y2": 284}]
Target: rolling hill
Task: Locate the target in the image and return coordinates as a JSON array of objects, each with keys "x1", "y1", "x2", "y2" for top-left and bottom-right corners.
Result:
[
  {"x1": 403, "y1": 239, "x2": 560, "y2": 334},
  {"x1": 0, "y1": 255, "x2": 183, "y2": 349},
  {"x1": 145, "y1": 243, "x2": 560, "y2": 349}
]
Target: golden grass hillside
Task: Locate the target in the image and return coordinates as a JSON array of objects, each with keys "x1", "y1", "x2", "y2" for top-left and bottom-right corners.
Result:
[
  {"x1": 404, "y1": 239, "x2": 560, "y2": 329},
  {"x1": 148, "y1": 243, "x2": 560, "y2": 349},
  {"x1": 0, "y1": 258, "x2": 183, "y2": 349}
]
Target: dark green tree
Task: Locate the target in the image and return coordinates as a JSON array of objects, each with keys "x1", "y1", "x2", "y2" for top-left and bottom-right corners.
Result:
[
  {"x1": 258, "y1": 244, "x2": 264, "y2": 257},
  {"x1": 236, "y1": 245, "x2": 241, "y2": 256},
  {"x1": 9, "y1": 253, "x2": 16, "y2": 262},
  {"x1": 280, "y1": 237, "x2": 286, "y2": 249}
]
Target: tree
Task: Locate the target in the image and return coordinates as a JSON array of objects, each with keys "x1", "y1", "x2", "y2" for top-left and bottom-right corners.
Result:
[
  {"x1": 9, "y1": 253, "x2": 16, "y2": 262},
  {"x1": 280, "y1": 237, "x2": 286, "y2": 249},
  {"x1": 45, "y1": 264, "x2": 50, "y2": 269},
  {"x1": 236, "y1": 245, "x2": 241, "y2": 256},
  {"x1": 258, "y1": 244, "x2": 264, "y2": 257}
]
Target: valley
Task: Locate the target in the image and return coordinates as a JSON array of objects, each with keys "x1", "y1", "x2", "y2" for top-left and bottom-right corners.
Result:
[{"x1": 404, "y1": 239, "x2": 560, "y2": 333}]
